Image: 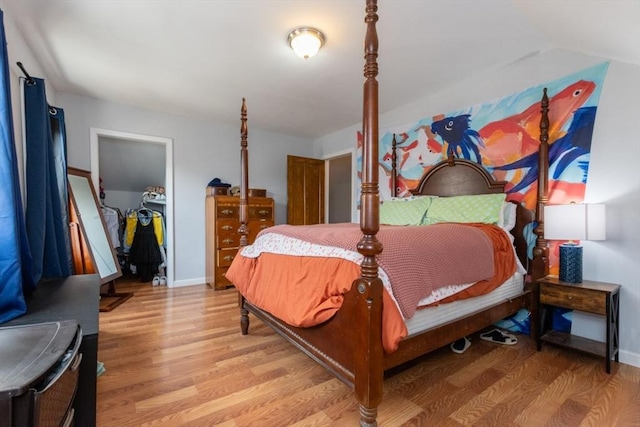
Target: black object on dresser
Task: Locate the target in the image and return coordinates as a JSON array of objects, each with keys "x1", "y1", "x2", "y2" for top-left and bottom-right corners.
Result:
[{"x1": 1, "y1": 274, "x2": 100, "y2": 426}]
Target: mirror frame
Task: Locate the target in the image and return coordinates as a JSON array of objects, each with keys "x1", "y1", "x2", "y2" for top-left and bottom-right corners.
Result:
[{"x1": 67, "y1": 167, "x2": 122, "y2": 284}]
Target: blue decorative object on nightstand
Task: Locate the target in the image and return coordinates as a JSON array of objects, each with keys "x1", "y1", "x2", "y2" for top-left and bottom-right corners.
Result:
[{"x1": 559, "y1": 243, "x2": 582, "y2": 283}]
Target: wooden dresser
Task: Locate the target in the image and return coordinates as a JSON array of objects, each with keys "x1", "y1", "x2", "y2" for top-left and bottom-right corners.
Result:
[{"x1": 205, "y1": 194, "x2": 274, "y2": 290}]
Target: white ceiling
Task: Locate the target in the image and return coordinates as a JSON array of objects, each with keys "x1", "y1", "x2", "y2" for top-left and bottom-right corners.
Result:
[{"x1": 3, "y1": 0, "x2": 639, "y2": 140}]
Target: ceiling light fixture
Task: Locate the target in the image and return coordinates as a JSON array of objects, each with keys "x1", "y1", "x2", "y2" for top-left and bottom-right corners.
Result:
[{"x1": 287, "y1": 27, "x2": 325, "y2": 60}]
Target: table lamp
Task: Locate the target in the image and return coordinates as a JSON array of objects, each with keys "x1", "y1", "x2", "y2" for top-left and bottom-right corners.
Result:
[{"x1": 544, "y1": 203, "x2": 606, "y2": 283}]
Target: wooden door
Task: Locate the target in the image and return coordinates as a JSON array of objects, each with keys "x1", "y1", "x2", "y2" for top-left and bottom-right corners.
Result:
[{"x1": 287, "y1": 155, "x2": 324, "y2": 224}]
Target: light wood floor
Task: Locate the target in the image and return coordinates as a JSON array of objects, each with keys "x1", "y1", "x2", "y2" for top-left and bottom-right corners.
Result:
[{"x1": 97, "y1": 277, "x2": 640, "y2": 426}]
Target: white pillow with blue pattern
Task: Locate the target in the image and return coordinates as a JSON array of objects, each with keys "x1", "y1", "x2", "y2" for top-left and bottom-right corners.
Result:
[{"x1": 422, "y1": 193, "x2": 506, "y2": 225}]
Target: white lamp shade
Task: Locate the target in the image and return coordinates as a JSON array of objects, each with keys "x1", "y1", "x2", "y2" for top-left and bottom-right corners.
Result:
[
  {"x1": 544, "y1": 203, "x2": 606, "y2": 241},
  {"x1": 288, "y1": 28, "x2": 324, "y2": 59}
]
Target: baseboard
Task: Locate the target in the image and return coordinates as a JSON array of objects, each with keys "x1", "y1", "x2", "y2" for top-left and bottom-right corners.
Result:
[
  {"x1": 170, "y1": 277, "x2": 206, "y2": 288},
  {"x1": 619, "y1": 349, "x2": 640, "y2": 368}
]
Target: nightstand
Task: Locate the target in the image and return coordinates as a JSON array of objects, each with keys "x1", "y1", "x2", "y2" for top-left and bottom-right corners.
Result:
[{"x1": 536, "y1": 275, "x2": 620, "y2": 373}]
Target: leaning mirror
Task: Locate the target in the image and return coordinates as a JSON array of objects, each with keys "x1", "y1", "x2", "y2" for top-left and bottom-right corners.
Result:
[{"x1": 67, "y1": 167, "x2": 122, "y2": 284}]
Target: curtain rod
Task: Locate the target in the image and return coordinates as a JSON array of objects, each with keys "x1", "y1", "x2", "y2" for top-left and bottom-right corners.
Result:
[{"x1": 16, "y1": 61, "x2": 35, "y2": 85}]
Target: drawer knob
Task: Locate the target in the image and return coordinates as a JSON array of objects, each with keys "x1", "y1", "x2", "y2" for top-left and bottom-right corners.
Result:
[
  {"x1": 224, "y1": 255, "x2": 234, "y2": 262},
  {"x1": 568, "y1": 296, "x2": 573, "y2": 299},
  {"x1": 259, "y1": 225, "x2": 268, "y2": 230},
  {"x1": 223, "y1": 238, "x2": 234, "y2": 244},
  {"x1": 259, "y1": 209, "x2": 269, "y2": 216},
  {"x1": 222, "y1": 225, "x2": 233, "y2": 231},
  {"x1": 221, "y1": 209, "x2": 234, "y2": 215}
]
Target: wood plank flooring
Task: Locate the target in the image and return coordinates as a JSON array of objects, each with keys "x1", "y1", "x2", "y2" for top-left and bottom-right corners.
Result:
[{"x1": 97, "y1": 278, "x2": 640, "y2": 426}]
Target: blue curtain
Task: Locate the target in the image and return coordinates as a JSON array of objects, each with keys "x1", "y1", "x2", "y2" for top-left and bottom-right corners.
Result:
[
  {"x1": 24, "y1": 79, "x2": 72, "y2": 283},
  {"x1": 0, "y1": 9, "x2": 32, "y2": 323},
  {"x1": 49, "y1": 106, "x2": 72, "y2": 269}
]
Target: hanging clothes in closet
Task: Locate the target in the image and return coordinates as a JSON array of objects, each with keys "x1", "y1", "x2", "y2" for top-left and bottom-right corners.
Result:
[
  {"x1": 124, "y1": 203, "x2": 165, "y2": 282},
  {"x1": 101, "y1": 205, "x2": 123, "y2": 249}
]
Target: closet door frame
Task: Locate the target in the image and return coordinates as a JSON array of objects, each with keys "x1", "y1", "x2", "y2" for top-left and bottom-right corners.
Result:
[{"x1": 89, "y1": 128, "x2": 174, "y2": 287}]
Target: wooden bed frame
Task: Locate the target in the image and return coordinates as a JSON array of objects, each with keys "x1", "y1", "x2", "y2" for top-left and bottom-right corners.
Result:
[{"x1": 236, "y1": 1, "x2": 550, "y2": 425}]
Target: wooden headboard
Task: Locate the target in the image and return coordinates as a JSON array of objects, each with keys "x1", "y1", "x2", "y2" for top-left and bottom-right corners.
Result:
[
  {"x1": 407, "y1": 156, "x2": 535, "y2": 275},
  {"x1": 411, "y1": 157, "x2": 507, "y2": 196}
]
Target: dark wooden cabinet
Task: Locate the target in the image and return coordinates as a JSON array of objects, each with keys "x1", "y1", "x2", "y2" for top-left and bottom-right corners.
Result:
[
  {"x1": 536, "y1": 275, "x2": 620, "y2": 373},
  {"x1": 205, "y1": 194, "x2": 274, "y2": 290}
]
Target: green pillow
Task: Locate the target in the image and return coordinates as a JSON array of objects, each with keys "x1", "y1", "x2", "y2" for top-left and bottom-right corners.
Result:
[
  {"x1": 423, "y1": 193, "x2": 506, "y2": 225},
  {"x1": 380, "y1": 196, "x2": 434, "y2": 225}
]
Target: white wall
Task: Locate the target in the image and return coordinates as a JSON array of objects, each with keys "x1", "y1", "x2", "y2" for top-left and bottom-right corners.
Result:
[
  {"x1": 315, "y1": 48, "x2": 640, "y2": 367},
  {"x1": 103, "y1": 190, "x2": 141, "y2": 215},
  {"x1": 1, "y1": 4, "x2": 55, "y2": 199},
  {"x1": 57, "y1": 93, "x2": 314, "y2": 286}
]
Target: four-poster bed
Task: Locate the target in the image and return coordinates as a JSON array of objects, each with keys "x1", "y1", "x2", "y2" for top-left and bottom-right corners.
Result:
[{"x1": 228, "y1": 1, "x2": 550, "y2": 425}]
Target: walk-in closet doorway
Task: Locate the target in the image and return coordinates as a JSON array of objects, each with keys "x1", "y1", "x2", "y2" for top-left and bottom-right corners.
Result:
[{"x1": 90, "y1": 128, "x2": 174, "y2": 286}]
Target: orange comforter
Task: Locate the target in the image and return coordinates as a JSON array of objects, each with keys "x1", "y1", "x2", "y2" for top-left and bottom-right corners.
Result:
[{"x1": 226, "y1": 223, "x2": 516, "y2": 353}]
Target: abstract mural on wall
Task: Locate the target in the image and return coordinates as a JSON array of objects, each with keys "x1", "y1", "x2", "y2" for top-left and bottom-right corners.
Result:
[{"x1": 357, "y1": 62, "x2": 609, "y2": 273}]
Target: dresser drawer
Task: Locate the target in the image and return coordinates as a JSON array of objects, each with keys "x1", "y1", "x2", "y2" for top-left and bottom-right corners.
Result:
[
  {"x1": 540, "y1": 284, "x2": 607, "y2": 315},
  {"x1": 248, "y1": 206, "x2": 273, "y2": 220},
  {"x1": 33, "y1": 351, "x2": 82, "y2": 427},
  {"x1": 215, "y1": 267, "x2": 232, "y2": 287},
  {"x1": 217, "y1": 234, "x2": 238, "y2": 248},
  {"x1": 217, "y1": 248, "x2": 237, "y2": 267},
  {"x1": 217, "y1": 220, "x2": 239, "y2": 248},
  {"x1": 216, "y1": 205, "x2": 238, "y2": 218},
  {"x1": 217, "y1": 220, "x2": 239, "y2": 235},
  {"x1": 248, "y1": 220, "x2": 274, "y2": 242}
]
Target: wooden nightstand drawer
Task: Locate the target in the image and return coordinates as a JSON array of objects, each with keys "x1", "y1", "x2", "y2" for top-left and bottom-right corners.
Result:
[
  {"x1": 536, "y1": 276, "x2": 620, "y2": 373},
  {"x1": 540, "y1": 284, "x2": 607, "y2": 315}
]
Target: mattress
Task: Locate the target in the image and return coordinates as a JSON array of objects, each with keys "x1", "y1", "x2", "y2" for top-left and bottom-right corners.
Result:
[{"x1": 405, "y1": 272, "x2": 525, "y2": 336}]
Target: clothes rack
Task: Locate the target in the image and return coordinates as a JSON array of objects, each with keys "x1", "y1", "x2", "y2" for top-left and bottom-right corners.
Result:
[{"x1": 122, "y1": 193, "x2": 166, "y2": 282}]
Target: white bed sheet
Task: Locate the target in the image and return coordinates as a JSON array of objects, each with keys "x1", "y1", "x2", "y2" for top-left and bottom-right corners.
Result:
[{"x1": 405, "y1": 272, "x2": 525, "y2": 336}]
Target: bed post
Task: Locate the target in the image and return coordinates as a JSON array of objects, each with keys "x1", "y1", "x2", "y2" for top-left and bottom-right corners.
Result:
[
  {"x1": 354, "y1": 1, "x2": 383, "y2": 426},
  {"x1": 529, "y1": 88, "x2": 549, "y2": 342},
  {"x1": 238, "y1": 98, "x2": 250, "y2": 335},
  {"x1": 390, "y1": 134, "x2": 397, "y2": 198},
  {"x1": 531, "y1": 88, "x2": 550, "y2": 283}
]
